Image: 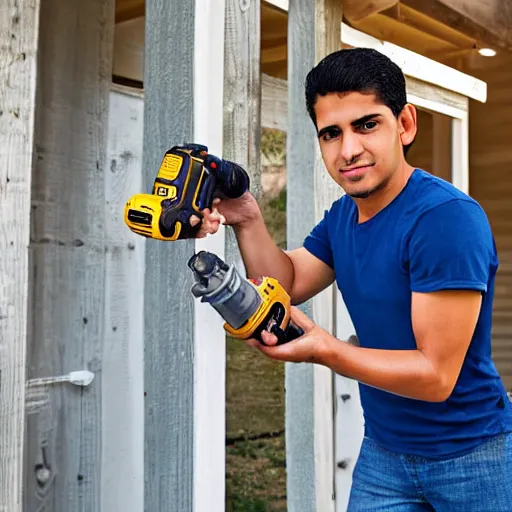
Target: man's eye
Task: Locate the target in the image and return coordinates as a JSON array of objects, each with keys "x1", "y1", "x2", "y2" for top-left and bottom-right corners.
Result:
[
  {"x1": 321, "y1": 129, "x2": 340, "y2": 141},
  {"x1": 361, "y1": 121, "x2": 377, "y2": 131}
]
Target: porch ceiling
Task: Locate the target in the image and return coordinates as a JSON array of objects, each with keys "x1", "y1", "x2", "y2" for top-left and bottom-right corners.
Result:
[{"x1": 114, "y1": 0, "x2": 510, "y2": 80}]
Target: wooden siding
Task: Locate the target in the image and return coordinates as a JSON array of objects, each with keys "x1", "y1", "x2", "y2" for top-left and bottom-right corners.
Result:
[{"x1": 463, "y1": 52, "x2": 512, "y2": 390}]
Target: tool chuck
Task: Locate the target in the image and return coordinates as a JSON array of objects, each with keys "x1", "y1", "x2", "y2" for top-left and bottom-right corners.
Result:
[{"x1": 188, "y1": 251, "x2": 262, "y2": 330}]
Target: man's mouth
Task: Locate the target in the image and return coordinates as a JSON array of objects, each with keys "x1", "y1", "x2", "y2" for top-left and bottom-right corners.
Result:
[{"x1": 340, "y1": 163, "x2": 374, "y2": 179}]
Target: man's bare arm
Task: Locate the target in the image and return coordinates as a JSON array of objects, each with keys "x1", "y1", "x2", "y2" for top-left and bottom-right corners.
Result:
[
  {"x1": 234, "y1": 213, "x2": 335, "y2": 304},
  {"x1": 263, "y1": 289, "x2": 482, "y2": 402}
]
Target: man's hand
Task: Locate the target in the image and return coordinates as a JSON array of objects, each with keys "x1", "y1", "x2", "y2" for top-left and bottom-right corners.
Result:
[
  {"x1": 188, "y1": 153, "x2": 262, "y2": 237},
  {"x1": 243, "y1": 290, "x2": 483, "y2": 403},
  {"x1": 190, "y1": 192, "x2": 262, "y2": 237},
  {"x1": 245, "y1": 306, "x2": 334, "y2": 365}
]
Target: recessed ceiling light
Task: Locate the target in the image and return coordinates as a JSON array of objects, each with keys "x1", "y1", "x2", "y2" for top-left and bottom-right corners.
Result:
[{"x1": 478, "y1": 48, "x2": 497, "y2": 57}]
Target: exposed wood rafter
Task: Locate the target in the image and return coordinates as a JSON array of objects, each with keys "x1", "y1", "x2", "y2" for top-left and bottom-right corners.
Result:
[
  {"x1": 343, "y1": 0, "x2": 398, "y2": 23},
  {"x1": 403, "y1": 0, "x2": 512, "y2": 51}
]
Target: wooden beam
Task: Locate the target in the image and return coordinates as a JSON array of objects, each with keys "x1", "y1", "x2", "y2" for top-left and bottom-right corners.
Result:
[
  {"x1": 143, "y1": 0, "x2": 226, "y2": 510},
  {"x1": 343, "y1": 0, "x2": 398, "y2": 23},
  {"x1": 23, "y1": 0, "x2": 115, "y2": 510},
  {"x1": 223, "y1": 0, "x2": 261, "y2": 202},
  {"x1": 383, "y1": 3, "x2": 476, "y2": 50},
  {"x1": 0, "y1": 1, "x2": 39, "y2": 509},
  {"x1": 341, "y1": 23, "x2": 487, "y2": 102},
  {"x1": 115, "y1": 0, "x2": 144, "y2": 23},
  {"x1": 287, "y1": 0, "x2": 344, "y2": 510},
  {"x1": 261, "y1": 74, "x2": 287, "y2": 131},
  {"x1": 102, "y1": 85, "x2": 145, "y2": 512},
  {"x1": 403, "y1": 0, "x2": 512, "y2": 51}
]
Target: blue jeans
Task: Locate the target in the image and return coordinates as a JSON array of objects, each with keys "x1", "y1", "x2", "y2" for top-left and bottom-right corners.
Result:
[{"x1": 348, "y1": 433, "x2": 512, "y2": 511}]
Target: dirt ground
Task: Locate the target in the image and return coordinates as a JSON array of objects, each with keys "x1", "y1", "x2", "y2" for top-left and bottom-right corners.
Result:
[{"x1": 225, "y1": 166, "x2": 288, "y2": 511}]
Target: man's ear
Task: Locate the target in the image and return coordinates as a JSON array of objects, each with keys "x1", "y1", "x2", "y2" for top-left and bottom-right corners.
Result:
[{"x1": 399, "y1": 104, "x2": 417, "y2": 147}]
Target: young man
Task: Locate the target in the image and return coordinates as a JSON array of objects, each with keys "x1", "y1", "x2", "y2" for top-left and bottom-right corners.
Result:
[{"x1": 193, "y1": 48, "x2": 512, "y2": 510}]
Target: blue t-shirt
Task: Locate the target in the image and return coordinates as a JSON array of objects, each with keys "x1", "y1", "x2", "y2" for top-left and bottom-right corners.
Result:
[{"x1": 304, "y1": 169, "x2": 512, "y2": 459}]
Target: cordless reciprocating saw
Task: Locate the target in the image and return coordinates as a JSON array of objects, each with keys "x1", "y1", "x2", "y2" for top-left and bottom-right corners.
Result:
[
  {"x1": 188, "y1": 251, "x2": 304, "y2": 345},
  {"x1": 124, "y1": 143, "x2": 249, "y2": 241}
]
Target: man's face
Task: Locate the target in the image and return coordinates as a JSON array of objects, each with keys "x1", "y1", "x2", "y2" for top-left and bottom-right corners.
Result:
[{"x1": 314, "y1": 91, "x2": 410, "y2": 199}]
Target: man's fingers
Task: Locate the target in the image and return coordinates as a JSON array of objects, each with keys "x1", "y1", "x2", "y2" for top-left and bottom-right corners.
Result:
[
  {"x1": 190, "y1": 215, "x2": 201, "y2": 227},
  {"x1": 290, "y1": 306, "x2": 316, "y2": 331},
  {"x1": 261, "y1": 330, "x2": 279, "y2": 346}
]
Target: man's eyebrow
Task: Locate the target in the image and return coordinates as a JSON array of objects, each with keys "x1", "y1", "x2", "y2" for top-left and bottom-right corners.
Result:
[{"x1": 317, "y1": 114, "x2": 382, "y2": 138}]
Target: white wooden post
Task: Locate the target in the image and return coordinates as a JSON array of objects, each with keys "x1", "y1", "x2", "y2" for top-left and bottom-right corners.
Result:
[
  {"x1": 102, "y1": 85, "x2": 145, "y2": 512},
  {"x1": 143, "y1": 1, "x2": 226, "y2": 510},
  {"x1": 193, "y1": 0, "x2": 227, "y2": 509},
  {"x1": 0, "y1": 1, "x2": 40, "y2": 509}
]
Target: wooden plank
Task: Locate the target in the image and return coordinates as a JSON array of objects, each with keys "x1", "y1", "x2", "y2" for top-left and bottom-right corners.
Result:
[
  {"x1": 286, "y1": 0, "x2": 342, "y2": 510},
  {"x1": 262, "y1": 74, "x2": 287, "y2": 131},
  {"x1": 102, "y1": 87, "x2": 144, "y2": 512},
  {"x1": 341, "y1": 23, "x2": 487, "y2": 103},
  {"x1": 115, "y1": 0, "x2": 144, "y2": 23},
  {"x1": 286, "y1": 1, "x2": 318, "y2": 510},
  {"x1": 192, "y1": 0, "x2": 226, "y2": 510},
  {"x1": 406, "y1": 76, "x2": 468, "y2": 112},
  {"x1": 403, "y1": 0, "x2": 512, "y2": 51},
  {"x1": 143, "y1": 1, "x2": 195, "y2": 509},
  {"x1": 451, "y1": 113, "x2": 469, "y2": 194},
  {"x1": 143, "y1": 0, "x2": 226, "y2": 510},
  {"x1": 23, "y1": 0, "x2": 115, "y2": 510},
  {"x1": 343, "y1": 0, "x2": 397, "y2": 23},
  {"x1": 0, "y1": 1, "x2": 39, "y2": 509}
]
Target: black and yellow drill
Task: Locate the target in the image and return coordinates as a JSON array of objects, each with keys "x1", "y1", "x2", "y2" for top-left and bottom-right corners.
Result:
[
  {"x1": 124, "y1": 143, "x2": 214, "y2": 240},
  {"x1": 124, "y1": 143, "x2": 249, "y2": 241},
  {"x1": 188, "y1": 251, "x2": 303, "y2": 345}
]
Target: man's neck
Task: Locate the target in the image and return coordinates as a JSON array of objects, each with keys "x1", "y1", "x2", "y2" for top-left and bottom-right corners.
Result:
[{"x1": 354, "y1": 164, "x2": 415, "y2": 223}]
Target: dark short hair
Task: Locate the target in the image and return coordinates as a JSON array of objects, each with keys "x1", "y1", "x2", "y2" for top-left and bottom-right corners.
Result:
[{"x1": 305, "y1": 48, "x2": 412, "y2": 154}]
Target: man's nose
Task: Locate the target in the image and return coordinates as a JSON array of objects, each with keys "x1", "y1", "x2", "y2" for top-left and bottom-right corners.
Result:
[{"x1": 340, "y1": 133, "x2": 364, "y2": 164}]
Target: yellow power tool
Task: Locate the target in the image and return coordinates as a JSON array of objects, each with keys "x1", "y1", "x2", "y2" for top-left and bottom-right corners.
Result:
[
  {"x1": 188, "y1": 251, "x2": 304, "y2": 345},
  {"x1": 124, "y1": 143, "x2": 216, "y2": 241}
]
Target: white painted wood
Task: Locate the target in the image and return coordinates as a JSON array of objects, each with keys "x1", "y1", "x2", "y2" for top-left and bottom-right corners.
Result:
[
  {"x1": 264, "y1": 0, "x2": 289, "y2": 11},
  {"x1": 407, "y1": 93, "x2": 467, "y2": 119},
  {"x1": 102, "y1": 87, "x2": 145, "y2": 512},
  {"x1": 451, "y1": 114, "x2": 469, "y2": 193},
  {"x1": 193, "y1": 0, "x2": 226, "y2": 510},
  {"x1": 341, "y1": 23, "x2": 487, "y2": 103},
  {"x1": 334, "y1": 292, "x2": 364, "y2": 512},
  {"x1": 0, "y1": 1, "x2": 39, "y2": 509}
]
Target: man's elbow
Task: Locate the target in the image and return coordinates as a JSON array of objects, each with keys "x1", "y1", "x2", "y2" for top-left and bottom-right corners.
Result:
[{"x1": 423, "y1": 374, "x2": 456, "y2": 403}]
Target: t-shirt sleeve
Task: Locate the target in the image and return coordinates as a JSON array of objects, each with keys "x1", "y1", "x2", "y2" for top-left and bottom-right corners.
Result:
[
  {"x1": 303, "y1": 209, "x2": 334, "y2": 268},
  {"x1": 408, "y1": 199, "x2": 495, "y2": 294}
]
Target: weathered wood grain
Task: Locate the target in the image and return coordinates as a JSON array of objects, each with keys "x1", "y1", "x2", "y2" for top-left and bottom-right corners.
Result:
[
  {"x1": 223, "y1": 0, "x2": 261, "y2": 272},
  {"x1": 102, "y1": 86, "x2": 144, "y2": 512},
  {"x1": 286, "y1": 0, "x2": 342, "y2": 511},
  {"x1": 23, "y1": 0, "x2": 115, "y2": 510},
  {"x1": 143, "y1": 0, "x2": 195, "y2": 510},
  {"x1": 0, "y1": 1, "x2": 39, "y2": 510}
]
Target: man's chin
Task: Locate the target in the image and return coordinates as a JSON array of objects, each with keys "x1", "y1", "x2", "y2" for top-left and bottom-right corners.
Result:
[
  {"x1": 345, "y1": 179, "x2": 388, "y2": 199},
  {"x1": 348, "y1": 190, "x2": 372, "y2": 199}
]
